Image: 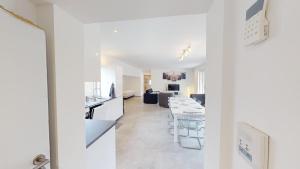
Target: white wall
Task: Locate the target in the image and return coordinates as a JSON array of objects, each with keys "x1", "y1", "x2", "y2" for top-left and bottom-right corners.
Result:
[
  {"x1": 101, "y1": 56, "x2": 123, "y2": 98},
  {"x1": 53, "y1": 6, "x2": 86, "y2": 169},
  {"x1": 0, "y1": 0, "x2": 37, "y2": 23},
  {"x1": 231, "y1": 0, "x2": 300, "y2": 169},
  {"x1": 37, "y1": 4, "x2": 86, "y2": 169},
  {"x1": 119, "y1": 61, "x2": 143, "y2": 96},
  {"x1": 101, "y1": 56, "x2": 143, "y2": 97},
  {"x1": 192, "y1": 64, "x2": 206, "y2": 94},
  {"x1": 206, "y1": 0, "x2": 300, "y2": 169},
  {"x1": 123, "y1": 75, "x2": 142, "y2": 96},
  {"x1": 204, "y1": 0, "x2": 227, "y2": 169},
  {"x1": 193, "y1": 64, "x2": 206, "y2": 72},
  {"x1": 151, "y1": 69, "x2": 195, "y2": 96},
  {"x1": 84, "y1": 23, "x2": 101, "y2": 82},
  {"x1": 115, "y1": 60, "x2": 143, "y2": 77},
  {"x1": 101, "y1": 66, "x2": 118, "y2": 97}
]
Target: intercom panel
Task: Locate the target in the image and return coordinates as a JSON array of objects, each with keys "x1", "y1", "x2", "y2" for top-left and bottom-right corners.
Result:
[{"x1": 244, "y1": 0, "x2": 269, "y2": 45}]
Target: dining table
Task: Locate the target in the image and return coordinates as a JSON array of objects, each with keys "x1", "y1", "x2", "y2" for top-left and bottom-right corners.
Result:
[{"x1": 169, "y1": 96, "x2": 205, "y2": 143}]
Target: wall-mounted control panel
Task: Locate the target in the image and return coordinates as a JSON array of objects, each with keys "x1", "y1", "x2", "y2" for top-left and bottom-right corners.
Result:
[
  {"x1": 244, "y1": 0, "x2": 269, "y2": 45},
  {"x1": 238, "y1": 123, "x2": 269, "y2": 169}
]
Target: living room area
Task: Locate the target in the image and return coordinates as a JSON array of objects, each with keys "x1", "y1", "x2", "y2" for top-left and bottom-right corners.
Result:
[
  {"x1": 80, "y1": 9, "x2": 208, "y2": 168},
  {"x1": 119, "y1": 66, "x2": 206, "y2": 169},
  {"x1": 109, "y1": 14, "x2": 207, "y2": 168},
  {"x1": 78, "y1": 12, "x2": 208, "y2": 168},
  {"x1": 142, "y1": 68, "x2": 205, "y2": 106}
]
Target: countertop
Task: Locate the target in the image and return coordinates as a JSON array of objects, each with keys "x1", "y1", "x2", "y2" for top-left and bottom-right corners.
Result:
[
  {"x1": 85, "y1": 120, "x2": 116, "y2": 148},
  {"x1": 85, "y1": 97, "x2": 118, "y2": 109}
]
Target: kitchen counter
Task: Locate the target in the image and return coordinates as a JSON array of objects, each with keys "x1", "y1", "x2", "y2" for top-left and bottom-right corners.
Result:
[
  {"x1": 85, "y1": 97, "x2": 123, "y2": 120},
  {"x1": 85, "y1": 120, "x2": 116, "y2": 148},
  {"x1": 85, "y1": 97, "x2": 117, "y2": 109}
]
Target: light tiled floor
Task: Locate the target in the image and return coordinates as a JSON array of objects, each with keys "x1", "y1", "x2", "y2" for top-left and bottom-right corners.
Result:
[{"x1": 116, "y1": 97, "x2": 204, "y2": 169}]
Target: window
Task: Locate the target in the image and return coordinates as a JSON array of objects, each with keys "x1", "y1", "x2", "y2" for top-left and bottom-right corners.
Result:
[{"x1": 197, "y1": 71, "x2": 205, "y2": 94}]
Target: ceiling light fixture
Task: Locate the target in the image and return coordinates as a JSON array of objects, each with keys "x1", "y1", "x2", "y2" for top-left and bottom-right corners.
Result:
[
  {"x1": 178, "y1": 45, "x2": 192, "y2": 61},
  {"x1": 114, "y1": 29, "x2": 118, "y2": 33}
]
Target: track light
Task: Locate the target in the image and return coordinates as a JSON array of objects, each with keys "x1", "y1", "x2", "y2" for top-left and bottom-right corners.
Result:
[{"x1": 178, "y1": 44, "x2": 192, "y2": 61}]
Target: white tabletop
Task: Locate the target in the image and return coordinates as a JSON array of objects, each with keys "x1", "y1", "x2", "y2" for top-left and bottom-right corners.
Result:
[
  {"x1": 169, "y1": 97, "x2": 205, "y2": 143},
  {"x1": 169, "y1": 97, "x2": 205, "y2": 115}
]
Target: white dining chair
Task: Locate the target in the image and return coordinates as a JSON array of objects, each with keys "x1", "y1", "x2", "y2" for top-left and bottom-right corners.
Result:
[{"x1": 178, "y1": 112, "x2": 205, "y2": 150}]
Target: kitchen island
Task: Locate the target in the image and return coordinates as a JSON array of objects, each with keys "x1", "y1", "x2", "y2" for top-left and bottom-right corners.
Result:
[
  {"x1": 85, "y1": 120, "x2": 116, "y2": 169},
  {"x1": 85, "y1": 96, "x2": 123, "y2": 121}
]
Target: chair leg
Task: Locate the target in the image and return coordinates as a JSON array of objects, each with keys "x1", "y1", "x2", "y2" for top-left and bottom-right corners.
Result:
[
  {"x1": 178, "y1": 123, "x2": 205, "y2": 150},
  {"x1": 169, "y1": 122, "x2": 189, "y2": 136},
  {"x1": 178, "y1": 135, "x2": 202, "y2": 150},
  {"x1": 197, "y1": 138, "x2": 202, "y2": 149},
  {"x1": 168, "y1": 127, "x2": 174, "y2": 135},
  {"x1": 169, "y1": 120, "x2": 192, "y2": 137}
]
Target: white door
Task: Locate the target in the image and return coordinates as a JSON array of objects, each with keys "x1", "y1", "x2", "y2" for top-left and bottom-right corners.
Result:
[{"x1": 0, "y1": 8, "x2": 50, "y2": 169}]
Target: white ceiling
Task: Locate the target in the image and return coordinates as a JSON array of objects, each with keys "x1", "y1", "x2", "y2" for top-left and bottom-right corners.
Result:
[
  {"x1": 40, "y1": 0, "x2": 212, "y2": 23},
  {"x1": 100, "y1": 14, "x2": 207, "y2": 69}
]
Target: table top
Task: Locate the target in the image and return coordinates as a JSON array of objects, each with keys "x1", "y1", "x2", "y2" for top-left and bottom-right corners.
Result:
[{"x1": 169, "y1": 97, "x2": 205, "y2": 115}]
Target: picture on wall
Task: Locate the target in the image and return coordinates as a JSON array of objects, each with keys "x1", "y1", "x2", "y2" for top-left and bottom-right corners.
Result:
[{"x1": 163, "y1": 72, "x2": 186, "y2": 81}]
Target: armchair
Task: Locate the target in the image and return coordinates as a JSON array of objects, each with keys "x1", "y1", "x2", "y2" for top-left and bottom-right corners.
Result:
[
  {"x1": 190, "y1": 94, "x2": 205, "y2": 107},
  {"x1": 143, "y1": 89, "x2": 158, "y2": 104}
]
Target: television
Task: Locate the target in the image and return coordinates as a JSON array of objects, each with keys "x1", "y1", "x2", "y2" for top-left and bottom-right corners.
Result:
[{"x1": 168, "y1": 84, "x2": 180, "y2": 91}]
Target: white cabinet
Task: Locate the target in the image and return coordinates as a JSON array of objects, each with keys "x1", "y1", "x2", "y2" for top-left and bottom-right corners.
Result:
[
  {"x1": 93, "y1": 104, "x2": 108, "y2": 120},
  {"x1": 86, "y1": 127, "x2": 116, "y2": 169},
  {"x1": 93, "y1": 97, "x2": 123, "y2": 121},
  {"x1": 104, "y1": 97, "x2": 123, "y2": 120}
]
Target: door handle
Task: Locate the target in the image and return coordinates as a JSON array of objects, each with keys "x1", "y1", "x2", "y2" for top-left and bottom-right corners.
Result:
[{"x1": 33, "y1": 154, "x2": 50, "y2": 169}]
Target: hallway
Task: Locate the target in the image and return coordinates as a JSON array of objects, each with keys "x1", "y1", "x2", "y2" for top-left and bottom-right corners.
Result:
[{"x1": 116, "y1": 97, "x2": 203, "y2": 169}]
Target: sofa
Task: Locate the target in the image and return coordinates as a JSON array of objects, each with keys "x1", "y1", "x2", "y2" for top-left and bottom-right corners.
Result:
[
  {"x1": 143, "y1": 89, "x2": 158, "y2": 104},
  {"x1": 159, "y1": 92, "x2": 174, "y2": 108}
]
